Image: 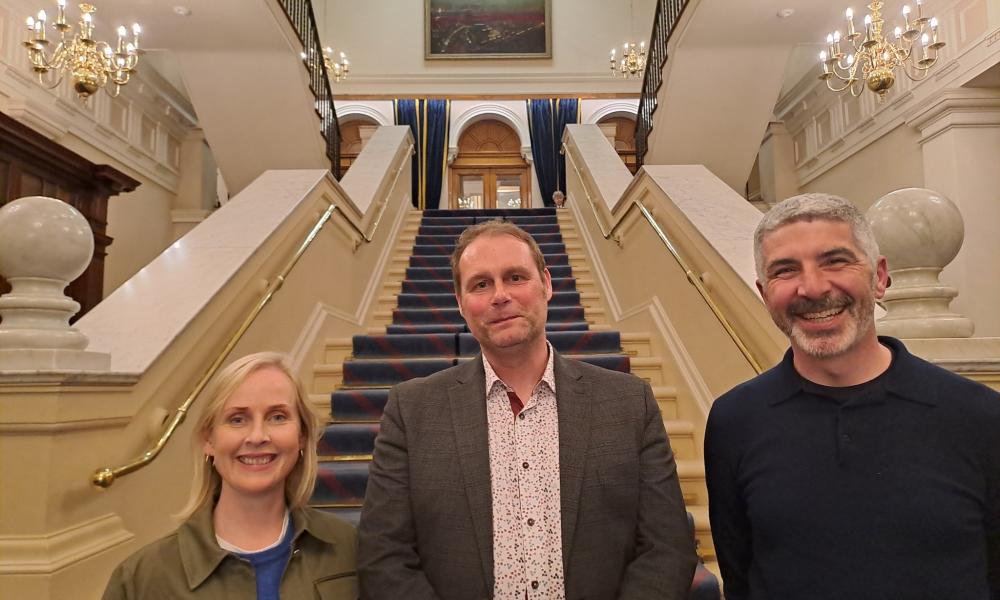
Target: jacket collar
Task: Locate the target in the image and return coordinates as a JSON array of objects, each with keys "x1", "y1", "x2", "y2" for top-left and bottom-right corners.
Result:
[
  {"x1": 178, "y1": 502, "x2": 337, "y2": 590},
  {"x1": 768, "y1": 336, "x2": 936, "y2": 407}
]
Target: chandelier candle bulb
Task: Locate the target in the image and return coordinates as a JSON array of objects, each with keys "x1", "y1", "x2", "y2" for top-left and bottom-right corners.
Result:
[
  {"x1": 56, "y1": 0, "x2": 65, "y2": 26},
  {"x1": 846, "y1": 8, "x2": 857, "y2": 37}
]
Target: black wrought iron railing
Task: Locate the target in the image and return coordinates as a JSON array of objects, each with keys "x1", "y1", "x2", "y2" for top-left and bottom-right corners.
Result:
[
  {"x1": 276, "y1": 0, "x2": 341, "y2": 179},
  {"x1": 635, "y1": 0, "x2": 690, "y2": 170}
]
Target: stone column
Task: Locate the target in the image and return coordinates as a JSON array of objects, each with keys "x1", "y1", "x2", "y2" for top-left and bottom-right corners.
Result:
[
  {"x1": 171, "y1": 129, "x2": 215, "y2": 240},
  {"x1": 757, "y1": 121, "x2": 798, "y2": 207},
  {"x1": 907, "y1": 88, "x2": 1000, "y2": 337}
]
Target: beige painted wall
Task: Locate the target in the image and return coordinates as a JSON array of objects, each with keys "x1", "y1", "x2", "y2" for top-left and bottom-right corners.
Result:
[
  {"x1": 318, "y1": 0, "x2": 656, "y2": 95},
  {"x1": 800, "y1": 125, "x2": 925, "y2": 211}
]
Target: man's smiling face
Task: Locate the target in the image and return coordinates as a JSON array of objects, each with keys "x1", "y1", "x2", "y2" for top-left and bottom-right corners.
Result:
[{"x1": 757, "y1": 219, "x2": 888, "y2": 361}]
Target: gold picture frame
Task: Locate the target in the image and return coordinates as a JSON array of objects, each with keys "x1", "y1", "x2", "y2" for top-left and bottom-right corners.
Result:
[{"x1": 425, "y1": 0, "x2": 552, "y2": 60}]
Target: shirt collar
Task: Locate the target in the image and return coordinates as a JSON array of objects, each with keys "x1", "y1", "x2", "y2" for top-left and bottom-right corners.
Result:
[
  {"x1": 179, "y1": 502, "x2": 341, "y2": 590},
  {"x1": 483, "y1": 342, "x2": 556, "y2": 398},
  {"x1": 768, "y1": 336, "x2": 936, "y2": 407}
]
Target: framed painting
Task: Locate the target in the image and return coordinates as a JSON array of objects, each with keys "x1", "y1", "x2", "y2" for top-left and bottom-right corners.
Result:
[{"x1": 425, "y1": 0, "x2": 552, "y2": 59}]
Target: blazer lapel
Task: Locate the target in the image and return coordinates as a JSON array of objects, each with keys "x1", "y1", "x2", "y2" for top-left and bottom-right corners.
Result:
[
  {"x1": 448, "y1": 356, "x2": 495, "y2": 591},
  {"x1": 554, "y1": 353, "x2": 591, "y2": 575}
]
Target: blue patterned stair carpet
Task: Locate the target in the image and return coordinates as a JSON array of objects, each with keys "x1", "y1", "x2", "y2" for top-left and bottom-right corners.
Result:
[{"x1": 311, "y1": 208, "x2": 720, "y2": 599}]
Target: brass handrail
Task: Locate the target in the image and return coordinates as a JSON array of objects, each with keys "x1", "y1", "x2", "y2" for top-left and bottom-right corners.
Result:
[
  {"x1": 93, "y1": 201, "x2": 343, "y2": 488},
  {"x1": 564, "y1": 147, "x2": 763, "y2": 374}
]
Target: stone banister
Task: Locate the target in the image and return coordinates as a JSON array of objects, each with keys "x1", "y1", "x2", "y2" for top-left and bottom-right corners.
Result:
[{"x1": 0, "y1": 125, "x2": 413, "y2": 600}]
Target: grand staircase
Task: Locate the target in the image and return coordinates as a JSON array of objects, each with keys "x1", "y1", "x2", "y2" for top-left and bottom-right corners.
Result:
[{"x1": 308, "y1": 207, "x2": 720, "y2": 597}]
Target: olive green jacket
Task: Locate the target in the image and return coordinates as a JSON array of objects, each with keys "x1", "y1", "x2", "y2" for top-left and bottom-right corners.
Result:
[{"x1": 103, "y1": 504, "x2": 357, "y2": 599}]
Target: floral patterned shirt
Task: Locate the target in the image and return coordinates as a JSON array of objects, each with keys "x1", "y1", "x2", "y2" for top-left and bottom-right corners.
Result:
[{"x1": 483, "y1": 345, "x2": 564, "y2": 600}]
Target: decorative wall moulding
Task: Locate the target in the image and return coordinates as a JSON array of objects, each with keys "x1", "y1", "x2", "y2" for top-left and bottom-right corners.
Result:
[
  {"x1": 0, "y1": 513, "x2": 133, "y2": 575},
  {"x1": 2, "y1": 99, "x2": 69, "y2": 139}
]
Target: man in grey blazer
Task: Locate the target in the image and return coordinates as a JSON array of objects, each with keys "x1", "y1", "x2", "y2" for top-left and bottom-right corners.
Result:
[{"x1": 358, "y1": 220, "x2": 696, "y2": 600}]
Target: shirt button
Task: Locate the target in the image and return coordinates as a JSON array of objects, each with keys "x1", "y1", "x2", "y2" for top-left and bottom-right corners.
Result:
[
  {"x1": 527, "y1": 518, "x2": 535, "y2": 526},
  {"x1": 531, "y1": 581, "x2": 539, "y2": 590},
  {"x1": 522, "y1": 461, "x2": 529, "y2": 469},
  {"x1": 518, "y1": 413, "x2": 525, "y2": 420}
]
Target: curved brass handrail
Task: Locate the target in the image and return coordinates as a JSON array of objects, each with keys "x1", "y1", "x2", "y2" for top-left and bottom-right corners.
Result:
[
  {"x1": 93, "y1": 202, "x2": 343, "y2": 488},
  {"x1": 564, "y1": 147, "x2": 763, "y2": 374}
]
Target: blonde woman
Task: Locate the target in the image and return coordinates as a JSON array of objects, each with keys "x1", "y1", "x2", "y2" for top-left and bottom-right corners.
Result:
[{"x1": 103, "y1": 352, "x2": 356, "y2": 599}]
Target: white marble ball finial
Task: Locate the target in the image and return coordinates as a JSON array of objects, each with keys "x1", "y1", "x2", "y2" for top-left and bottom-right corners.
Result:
[
  {"x1": 867, "y1": 187, "x2": 973, "y2": 339},
  {"x1": 0, "y1": 196, "x2": 110, "y2": 371}
]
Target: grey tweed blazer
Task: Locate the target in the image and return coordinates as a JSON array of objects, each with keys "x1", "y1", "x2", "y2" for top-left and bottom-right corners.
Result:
[{"x1": 357, "y1": 352, "x2": 697, "y2": 600}]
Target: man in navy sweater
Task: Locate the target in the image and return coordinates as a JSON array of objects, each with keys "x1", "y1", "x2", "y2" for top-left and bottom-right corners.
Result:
[{"x1": 705, "y1": 193, "x2": 1000, "y2": 600}]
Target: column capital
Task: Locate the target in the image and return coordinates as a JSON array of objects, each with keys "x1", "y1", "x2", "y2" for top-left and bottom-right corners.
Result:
[{"x1": 907, "y1": 88, "x2": 1000, "y2": 143}]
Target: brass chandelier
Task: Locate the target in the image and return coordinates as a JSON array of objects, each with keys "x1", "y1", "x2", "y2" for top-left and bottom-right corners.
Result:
[
  {"x1": 818, "y1": 0, "x2": 944, "y2": 100},
  {"x1": 323, "y1": 47, "x2": 350, "y2": 83},
  {"x1": 23, "y1": 1, "x2": 142, "y2": 100},
  {"x1": 610, "y1": 41, "x2": 646, "y2": 79}
]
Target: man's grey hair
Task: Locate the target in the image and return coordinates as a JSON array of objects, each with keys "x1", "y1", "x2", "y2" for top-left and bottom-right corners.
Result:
[{"x1": 753, "y1": 193, "x2": 880, "y2": 281}]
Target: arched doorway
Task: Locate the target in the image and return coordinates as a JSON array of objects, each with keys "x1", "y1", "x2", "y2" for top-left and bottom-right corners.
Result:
[
  {"x1": 339, "y1": 117, "x2": 379, "y2": 175},
  {"x1": 450, "y1": 119, "x2": 529, "y2": 210},
  {"x1": 598, "y1": 116, "x2": 637, "y2": 174}
]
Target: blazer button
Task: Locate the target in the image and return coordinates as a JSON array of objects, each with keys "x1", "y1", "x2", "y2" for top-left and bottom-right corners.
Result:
[
  {"x1": 518, "y1": 413, "x2": 525, "y2": 420},
  {"x1": 531, "y1": 580, "x2": 539, "y2": 589},
  {"x1": 527, "y1": 518, "x2": 535, "y2": 526}
]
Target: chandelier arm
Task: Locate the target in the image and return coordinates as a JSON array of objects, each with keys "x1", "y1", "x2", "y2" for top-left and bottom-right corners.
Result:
[{"x1": 825, "y1": 77, "x2": 859, "y2": 93}]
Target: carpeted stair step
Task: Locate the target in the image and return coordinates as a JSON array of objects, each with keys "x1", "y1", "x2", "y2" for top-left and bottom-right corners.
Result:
[
  {"x1": 412, "y1": 242, "x2": 566, "y2": 256},
  {"x1": 396, "y1": 291, "x2": 581, "y2": 309},
  {"x1": 331, "y1": 388, "x2": 389, "y2": 422},
  {"x1": 342, "y1": 357, "x2": 455, "y2": 386},
  {"x1": 312, "y1": 462, "x2": 370, "y2": 505},
  {"x1": 414, "y1": 232, "x2": 564, "y2": 246},
  {"x1": 318, "y1": 423, "x2": 379, "y2": 456},
  {"x1": 405, "y1": 264, "x2": 575, "y2": 281},
  {"x1": 385, "y1": 321, "x2": 591, "y2": 335},
  {"x1": 418, "y1": 216, "x2": 475, "y2": 226},
  {"x1": 392, "y1": 305, "x2": 584, "y2": 326},
  {"x1": 418, "y1": 223, "x2": 560, "y2": 236},
  {"x1": 428, "y1": 208, "x2": 555, "y2": 217},
  {"x1": 481, "y1": 215, "x2": 558, "y2": 225},
  {"x1": 412, "y1": 254, "x2": 574, "y2": 268},
  {"x1": 352, "y1": 333, "x2": 456, "y2": 357}
]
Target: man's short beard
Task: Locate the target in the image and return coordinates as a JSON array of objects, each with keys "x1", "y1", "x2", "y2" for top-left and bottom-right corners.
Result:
[{"x1": 773, "y1": 289, "x2": 876, "y2": 360}]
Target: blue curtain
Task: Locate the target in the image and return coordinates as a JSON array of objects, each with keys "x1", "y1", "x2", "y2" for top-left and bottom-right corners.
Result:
[
  {"x1": 555, "y1": 98, "x2": 580, "y2": 197},
  {"x1": 394, "y1": 99, "x2": 421, "y2": 208},
  {"x1": 528, "y1": 98, "x2": 579, "y2": 206},
  {"x1": 394, "y1": 99, "x2": 450, "y2": 209},
  {"x1": 527, "y1": 99, "x2": 558, "y2": 207},
  {"x1": 423, "y1": 100, "x2": 450, "y2": 210}
]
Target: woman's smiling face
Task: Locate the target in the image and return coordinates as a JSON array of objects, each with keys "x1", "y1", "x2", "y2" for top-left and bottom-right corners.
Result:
[{"x1": 203, "y1": 366, "x2": 303, "y2": 504}]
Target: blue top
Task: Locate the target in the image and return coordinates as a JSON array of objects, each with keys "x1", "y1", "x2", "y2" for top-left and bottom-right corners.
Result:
[
  {"x1": 235, "y1": 519, "x2": 295, "y2": 600},
  {"x1": 705, "y1": 336, "x2": 1000, "y2": 600}
]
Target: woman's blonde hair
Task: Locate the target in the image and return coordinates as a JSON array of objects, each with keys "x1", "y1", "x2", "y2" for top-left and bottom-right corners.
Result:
[{"x1": 185, "y1": 352, "x2": 321, "y2": 517}]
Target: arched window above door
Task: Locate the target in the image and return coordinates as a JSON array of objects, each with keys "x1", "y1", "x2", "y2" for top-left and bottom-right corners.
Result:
[{"x1": 451, "y1": 119, "x2": 529, "y2": 210}]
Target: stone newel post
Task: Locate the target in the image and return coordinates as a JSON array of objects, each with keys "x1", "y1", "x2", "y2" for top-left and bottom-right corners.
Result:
[
  {"x1": 0, "y1": 196, "x2": 110, "y2": 370},
  {"x1": 866, "y1": 187, "x2": 974, "y2": 339}
]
